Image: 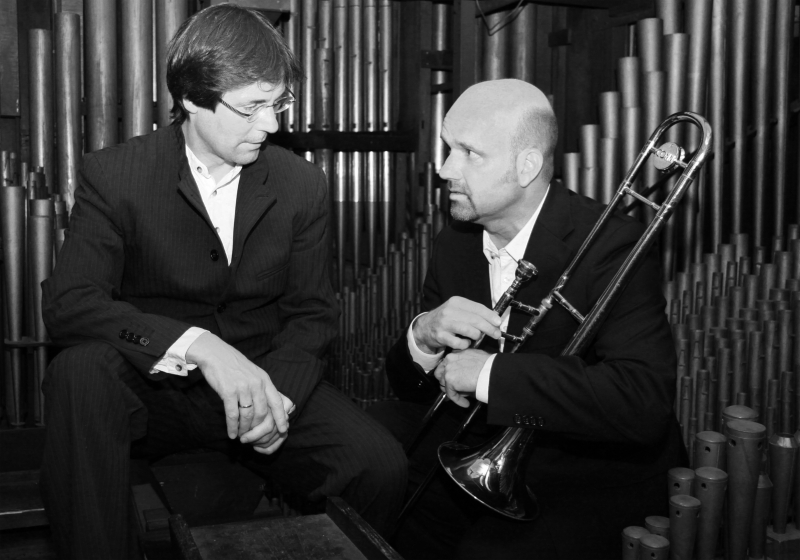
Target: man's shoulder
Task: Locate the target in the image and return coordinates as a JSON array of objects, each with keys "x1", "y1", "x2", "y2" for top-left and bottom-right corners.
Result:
[
  {"x1": 83, "y1": 126, "x2": 177, "y2": 176},
  {"x1": 261, "y1": 143, "x2": 324, "y2": 180}
]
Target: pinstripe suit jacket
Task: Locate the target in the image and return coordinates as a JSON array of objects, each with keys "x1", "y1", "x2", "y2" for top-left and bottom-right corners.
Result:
[
  {"x1": 386, "y1": 183, "x2": 685, "y2": 490},
  {"x1": 42, "y1": 124, "x2": 338, "y2": 414}
]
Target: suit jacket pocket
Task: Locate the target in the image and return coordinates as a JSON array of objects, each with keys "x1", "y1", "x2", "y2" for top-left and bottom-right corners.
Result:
[{"x1": 256, "y1": 263, "x2": 289, "y2": 281}]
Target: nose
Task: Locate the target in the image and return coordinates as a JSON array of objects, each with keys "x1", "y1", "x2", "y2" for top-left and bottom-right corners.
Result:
[
  {"x1": 438, "y1": 152, "x2": 458, "y2": 182},
  {"x1": 255, "y1": 106, "x2": 280, "y2": 134}
]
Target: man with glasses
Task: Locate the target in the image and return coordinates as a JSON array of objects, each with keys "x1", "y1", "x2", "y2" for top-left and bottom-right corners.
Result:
[{"x1": 40, "y1": 5, "x2": 405, "y2": 559}]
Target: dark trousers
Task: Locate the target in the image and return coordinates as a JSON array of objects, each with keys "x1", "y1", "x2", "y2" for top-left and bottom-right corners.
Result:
[
  {"x1": 40, "y1": 341, "x2": 407, "y2": 560},
  {"x1": 368, "y1": 400, "x2": 670, "y2": 560}
]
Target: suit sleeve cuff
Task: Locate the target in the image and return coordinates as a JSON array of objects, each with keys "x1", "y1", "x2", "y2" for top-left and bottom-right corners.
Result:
[
  {"x1": 475, "y1": 353, "x2": 496, "y2": 403},
  {"x1": 406, "y1": 313, "x2": 445, "y2": 373},
  {"x1": 150, "y1": 326, "x2": 208, "y2": 376}
]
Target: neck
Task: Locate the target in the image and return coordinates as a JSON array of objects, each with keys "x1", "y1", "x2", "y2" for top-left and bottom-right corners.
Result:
[
  {"x1": 182, "y1": 121, "x2": 234, "y2": 183},
  {"x1": 484, "y1": 182, "x2": 548, "y2": 249}
]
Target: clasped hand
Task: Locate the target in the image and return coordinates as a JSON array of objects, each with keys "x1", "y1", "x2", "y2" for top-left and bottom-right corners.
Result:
[
  {"x1": 187, "y1": 332, "x2": 294, "y2": 455},
  {"x1": 413, "y1": 296, "x2": 500, "y2": 407}
]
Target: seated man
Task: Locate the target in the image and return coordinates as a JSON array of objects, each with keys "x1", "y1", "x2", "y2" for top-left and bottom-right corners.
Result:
[
  {"x1": 370, "y1": 79, "x2": 686, "y2": 560},
  {"x1": 40, "y1": 5, "x2": 405, "y2": 559}
]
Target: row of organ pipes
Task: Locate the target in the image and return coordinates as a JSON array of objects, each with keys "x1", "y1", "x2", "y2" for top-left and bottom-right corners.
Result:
[{"x1": 1, "y1": 0, "x2": 800, "y2": 555}]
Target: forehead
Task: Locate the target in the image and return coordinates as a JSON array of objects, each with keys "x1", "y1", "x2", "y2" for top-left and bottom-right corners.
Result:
[
  {"x1": 226, "y1": 81, "x2": 285, "y2": 102},
  {"x1": 442, "y1": 102, "x2": 511, "y2": 153}
]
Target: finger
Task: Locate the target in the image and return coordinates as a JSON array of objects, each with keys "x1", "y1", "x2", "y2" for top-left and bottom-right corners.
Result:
[
  {"x1": 236, "y1": 397, "x2": 256, "y2": 437},
  {"x1": 240, "y1": 414, "x2": 276, "y2": 444},
  {"x1": 281, "y1": 394, "x2": 296, "y2": 416},
  {"x1": 447, "y1": 384, "x2": 470, "y2": 408},
  {"x1": 254, "y1": 432, "x2": 288, "y2": 455},
  {"x1": 262, "y1": 377, "x2": 289, "y2": 433},
  {"x1": 222, "y1": 395, "x2": 240, "y2": 439},
  {"x1": 251, "y1": 427, "x2": 281, "y2": 447},
  {"x1": 244, "y1": 383, "x2": 269, "y2": 437}
]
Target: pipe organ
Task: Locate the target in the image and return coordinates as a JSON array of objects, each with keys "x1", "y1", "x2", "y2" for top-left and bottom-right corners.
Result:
[{"x1": 0, "y1": 0, "x2": 799, "y2": 555}]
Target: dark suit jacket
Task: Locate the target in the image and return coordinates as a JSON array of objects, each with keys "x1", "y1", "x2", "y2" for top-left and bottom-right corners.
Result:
[
  {"x1": 42, "y1": 124, "x2": 338, "y2": 415},
  {"x1": 386, "y1": 183, "x2": 684, "y2": 492}
]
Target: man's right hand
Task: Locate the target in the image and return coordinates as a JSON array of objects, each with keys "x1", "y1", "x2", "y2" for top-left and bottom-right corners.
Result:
[
  {"x1": 412, "y1": 296, "x2": 502, "y2": 354},
  {"x1": 186, "y1": 332, "x2": 289, "y2": 441}
]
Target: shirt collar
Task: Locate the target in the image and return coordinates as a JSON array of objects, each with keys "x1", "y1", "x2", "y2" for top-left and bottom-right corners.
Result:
[
  {"x1": 185, "y1": 144, "x2": 242, "y2": 190},
  {"x1": 483, "y1": 185, "x2": 550, "y2": 262}
]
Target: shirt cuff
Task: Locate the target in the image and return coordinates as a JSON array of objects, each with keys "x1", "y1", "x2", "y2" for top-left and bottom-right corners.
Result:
[
  {"x1": 150, "y1": 326, "x2": 209, "y2": 376},
  {"x1": 475, "y1": 353, "x2": 496, "y2": 403},
  {"x1": 406, "y1": 313, "x2": 445, "y2": 373}
]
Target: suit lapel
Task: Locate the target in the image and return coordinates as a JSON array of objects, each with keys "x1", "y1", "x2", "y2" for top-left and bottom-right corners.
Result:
[
  {"x1": 506, "y1": 184, "x2": 576, "y2": 339},
  {"x1": 170, "y1": 125, "x2": 215, "y2": 230},
  {"x1": 230, "y1": 148, "x2": 276, "y2": 269}
]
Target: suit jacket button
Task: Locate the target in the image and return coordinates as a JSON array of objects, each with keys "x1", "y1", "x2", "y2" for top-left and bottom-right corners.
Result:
[
  {"x1": 538, "y1": 417, "x2": 545, "y2": 427},
  {"x1": 119, "y1": 329, "x2": 128, "y2": 339},
  {"x1": 139, "y1": 337, "x2": 150, "y2": 347},
  {"x1": 217, "y1": 303, "x2": 226, "y2": 313},
  {"x1": 210, "y1": 249, "x2": 219, "y2": 261},
  {"x1": 126, "y1": 332, "x2": 136, "y2": 343},
  {"x1": 513, "y1": 414, "x2": 522, "y2": 425}
]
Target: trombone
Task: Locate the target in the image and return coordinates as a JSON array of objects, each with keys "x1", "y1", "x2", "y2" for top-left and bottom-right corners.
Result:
[{"x1": 403, "y1": 112, "x2": 712, "y2": 523}]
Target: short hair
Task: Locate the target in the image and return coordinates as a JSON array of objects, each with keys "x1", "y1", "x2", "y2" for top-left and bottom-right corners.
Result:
[
  {"x1": 166, "y1": 4, "x2": 303, "y2": 125},
  {"x1": 510, "y1": 106, "x2": 559, "y2": 185}
]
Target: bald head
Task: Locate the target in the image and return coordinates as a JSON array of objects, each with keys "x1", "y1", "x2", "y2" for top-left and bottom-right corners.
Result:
[{"x1": 447, "y1": 79, "x2": 558, "y2": 184}]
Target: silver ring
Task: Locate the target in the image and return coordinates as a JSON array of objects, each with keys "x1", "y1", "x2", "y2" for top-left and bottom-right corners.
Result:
[{"x1": 238, "y1": 403, "x2": 253, "y2": 409}]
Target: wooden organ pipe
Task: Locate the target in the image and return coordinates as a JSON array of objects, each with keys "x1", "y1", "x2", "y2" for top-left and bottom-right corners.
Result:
[
  {"x1": 662, "y1": 33, "x2": 688, "y2": 277},
  {"x1": 1, "y1": 187, "x2": 26, "y2": 427},
  {"x1": 578, "y1": 124, "x2": 599, "y2": 201},
  {"x1": 509, "y1": 3, "x2": 535, "y2": 84},
  {"x1": 333, "y1": 0, "x2": 348, "y2": 289},
  {"x1": 772, "y1": 0, "x2": 794, "y2": 242},
  {"x1": 349, "y1": 0, "x2": 364, "y2": 278},
  {"x1": 750, "y1": 0, "x2": 776, "y2": 249},
  {"x1": 656, "y1": 0, "x2": 682, "y2": 34},
  {"x1": 365, "y1": 0, "x2": 379, "y2": 269},
  {"x1": 707, "y1": 0, "x2": 727, "y2": 249},
  {"x1": 155, "y1": 0, "x2": 188, "y2": 128},
  {"x1": 302, "y1": 0, "x2": 317, "y2": 133},
  {"x1": 728, "y1": 0, "x2": 752, "y2": 238},
  {"x1": 431, "y1": 2, "x2": 451, "y2": 173},
  {"x1": 84, "y1": 0, "x2": 117, "y2": 152},
  {"x1": 29, "y1": 29, "x2": 54, "y2": 191},
  {"x1": 121, "y1": 0, "x2": 153, "y2": 141},
  {"x1": 684, "y1": 0, "x2": 712, "y2": 265},
  {"x1": 54, "y1": 12, "x2": 81, "y2": 209},
  {"x1": 379, "y1": 0, "x2": 393, "y2": 258},
  {"x1": 483, "y1": 11, "x2": 509, "y2": 81}
]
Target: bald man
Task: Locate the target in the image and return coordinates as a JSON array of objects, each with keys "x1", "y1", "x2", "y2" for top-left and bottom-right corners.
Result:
[{"x1": 369, "y1": 80, "x2": 685, "y2": 559}]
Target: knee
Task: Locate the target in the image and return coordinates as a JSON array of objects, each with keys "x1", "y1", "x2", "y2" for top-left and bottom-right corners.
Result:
[
  {"x1": 353, "y1": 423, "x2": 408, "y2": 489},
  {"x1": 45, "y1": 341, "x2": 125, "y2": 395}
]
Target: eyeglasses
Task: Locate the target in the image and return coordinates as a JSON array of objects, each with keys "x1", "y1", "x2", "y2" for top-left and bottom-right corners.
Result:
[{"x1": 218, "y1": 89, "x2": 295, "y2": 123}]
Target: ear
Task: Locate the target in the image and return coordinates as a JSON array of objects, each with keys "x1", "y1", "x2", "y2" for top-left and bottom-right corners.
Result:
[
  {"x1": 516, "y1": 148, "x2": 544, "y2": 187},
  {"x1": 182, "y1": 98, "x2": 199, "y2": 115}
]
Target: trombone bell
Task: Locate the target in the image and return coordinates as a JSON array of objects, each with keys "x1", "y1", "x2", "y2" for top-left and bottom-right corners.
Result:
[{"x1": 438, "y1": 429, "x2": 538, "y2": 521}]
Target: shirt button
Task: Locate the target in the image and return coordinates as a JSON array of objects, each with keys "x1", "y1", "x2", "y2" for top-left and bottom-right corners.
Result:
[
  {"x1": 212, "y1": 190, "x2": 217, "y2": 197},
  {"x1": 217, "y1": 303, "x2": 226, "y2": 313},
  {"x1": 210, "y1": 249, "x2": 219, "y2": 261},
  {"x1": 215, "y1": 227, "x2": 220, "y2": 232}
]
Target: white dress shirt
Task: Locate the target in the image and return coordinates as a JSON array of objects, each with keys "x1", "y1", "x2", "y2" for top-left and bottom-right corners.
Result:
[
  {"x1": 407, "y1": 186, "x2": 549, "y2": 402},
  {"x1": 149, "y1": 145, "x2": 242, "y2": 375}
]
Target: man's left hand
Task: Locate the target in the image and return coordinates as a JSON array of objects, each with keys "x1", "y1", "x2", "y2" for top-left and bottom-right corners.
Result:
[
  {"x1": 433, "y1": 349, "x2": 490, "y2": 408},
  {"x1": 241, "y1": 393, "x2": 296, "y2": 454}
]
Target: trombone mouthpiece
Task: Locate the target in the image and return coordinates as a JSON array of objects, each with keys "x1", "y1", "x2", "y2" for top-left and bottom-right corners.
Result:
[{"x1": 515, "y1": 259, "x2": 538, "y2": 282}]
